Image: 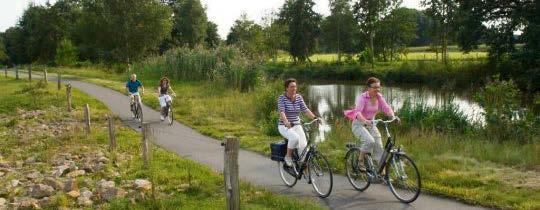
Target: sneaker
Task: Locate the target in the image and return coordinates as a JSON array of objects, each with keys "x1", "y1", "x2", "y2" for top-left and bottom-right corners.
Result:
[
  {"x1": 160, "y1": 116, "x2": 164, "y2": 121},
  {"x1": 284, "y1": 156, "x2": 293, "y2": 167}
]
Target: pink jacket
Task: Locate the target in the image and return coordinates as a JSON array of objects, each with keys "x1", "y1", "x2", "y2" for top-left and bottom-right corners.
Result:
[{"x1": 344, "y1": 92, "x2": 394, "y2": 121}]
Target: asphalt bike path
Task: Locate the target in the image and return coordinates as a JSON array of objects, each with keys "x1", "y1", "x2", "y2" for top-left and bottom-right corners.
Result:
[{"x1": 5, "y1": 70, "x2": 489, "y2": 210}]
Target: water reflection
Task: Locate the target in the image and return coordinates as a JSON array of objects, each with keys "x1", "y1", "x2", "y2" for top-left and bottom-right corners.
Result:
[{"x1": 303, "y1": 84, "x2": 485, "y2": 141}]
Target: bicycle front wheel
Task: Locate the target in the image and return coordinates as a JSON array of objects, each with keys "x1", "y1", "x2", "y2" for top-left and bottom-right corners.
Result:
[
  {"x1": 278, "y1": 161, "x2": 297, "y2": 187},
  {"x1": 167, "y1": 107, "x2": 174, "y2": 125},
  {"x1": 345, "y1": 148, "x2": 370, "y2": 191},
  {"x1": 308, "y1": 153, "x2": 333, "y2": 198},
  {"x1": 137, "y1": 103, "x2": 143, "y2": 123},
  {"x1": 386, "y1": 154, "x2": 421, "y2": 203}
]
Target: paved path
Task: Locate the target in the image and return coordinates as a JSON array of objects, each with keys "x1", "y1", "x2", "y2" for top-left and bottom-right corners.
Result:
[{"x1": 5, "y1": 70, "x2": 489, "y2": 210}]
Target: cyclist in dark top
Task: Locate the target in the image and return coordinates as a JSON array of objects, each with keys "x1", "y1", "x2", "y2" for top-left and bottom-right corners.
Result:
[
  {"x1": 126, "y1": 74, "x2": 144, "y2": 117},
  {"x1": 157, "y1": 76, "x2": 176, "y2": 121}
]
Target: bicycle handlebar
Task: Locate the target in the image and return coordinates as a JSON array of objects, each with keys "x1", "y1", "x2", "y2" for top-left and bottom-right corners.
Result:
[{"x1": 372, "y1": 116, "x2": 400, "y2": 126}]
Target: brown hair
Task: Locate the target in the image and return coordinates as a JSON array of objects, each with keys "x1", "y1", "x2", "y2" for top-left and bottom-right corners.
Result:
[
  {"x1": 284, "y1": 78, "x2": 297, "y2": 90},
  {"x1": 366, "y1": 77, "x2": 380, "y2": 88},
  {"x1": 159, "y1": 77, "x2": 170, "y2": 86}
]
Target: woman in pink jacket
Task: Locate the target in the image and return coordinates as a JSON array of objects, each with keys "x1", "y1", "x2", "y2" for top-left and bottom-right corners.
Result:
[{"x1": 344, "y1": 77, "x2": 399, "y2": 170}]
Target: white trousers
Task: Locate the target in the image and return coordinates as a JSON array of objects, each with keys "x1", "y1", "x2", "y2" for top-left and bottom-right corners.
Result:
[{"x1": 278, "y1": 125, "x2": 308, "y2": 154}]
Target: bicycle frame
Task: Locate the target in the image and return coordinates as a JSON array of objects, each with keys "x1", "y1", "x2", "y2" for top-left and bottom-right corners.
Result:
[
  {"x1": 368, "y1": 118, "x2": 403, "y2": 176},
  {"x1": 288, "y1": 119, "x2": 320, "y2": 177}
]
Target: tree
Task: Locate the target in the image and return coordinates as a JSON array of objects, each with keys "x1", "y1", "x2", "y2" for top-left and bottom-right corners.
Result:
[
  {"x1": 410, "y1": 9, "x2": 435, "y2": 46},
  {"x1": 279, "y1": 0, "x2": 322, "y2": 63},
  {"x1": 375, "y1": 7, "x2": 417, "y2": 61},
  {"x1": 353, "y1": 0, "x2": 401, "y2": 67},
  {"x1": 321, "y1": 0, "x2": 358, "y2": 63},
  {"x1": 0, "y1": 36, "x2": 8, "y2": 65},
  {"x1": 171, "y1": 0, "x2": 208, "y2": 48},
  {"x1": 421, "y1": 0, "x2": 458, "y2": 63},
  {"x1": 226, "y1": 13, "x2": 264, "y2": 56},
  {"x1": 261, "y1": 11, "x2": 288, "y2": 61},
  {"x1": 55, "y1": 38, "x2": 78, "y2": 66},
  {"x1": 77, "y1": 0, "x2": 172, "y2": 64},
  {"x1": 205, "y1": 21, "x2": 220, "y2": 48},
  {"x1": 3, "y1": 27, "x2": 27, "y2": 64}
]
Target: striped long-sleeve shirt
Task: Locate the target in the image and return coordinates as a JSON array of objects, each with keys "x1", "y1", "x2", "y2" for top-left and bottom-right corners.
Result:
[{"x1": 278, "y1": 93, "x2": 310, "y2": 125}]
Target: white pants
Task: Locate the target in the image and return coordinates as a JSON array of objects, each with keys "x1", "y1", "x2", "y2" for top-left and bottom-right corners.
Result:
[
  {"x1": 159, "y1": 94, "x2": 172, "y2": 108},
  {"x1": 278, "y1": 125, "x2": 308, "y2": 154},
  {"x1": 129, "y1": 92, "x2": 141, "y2": 104},
  {"x1": 351, "y1": 120, "x2": 384, "y2": 163}
]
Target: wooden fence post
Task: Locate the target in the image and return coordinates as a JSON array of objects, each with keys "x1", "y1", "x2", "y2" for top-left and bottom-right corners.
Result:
[
  {"x1": 43, "y1": 69, "x2": 48, "y2": 84},
  {"x1": 28, "y1": 66, "x2": 32, "y2": 83},
  {"x1": 84, "y1": 104, "x2": 91, "y2": 134},
  {"x1": 223, "y1": 136, "x2": 240, "y2": 210},
  {"x1": 141, "y1": 122, "x2": 151, "y2": 168},
  {"x1": 107, "y1": 115, "x2": 116, "y2": 152},
  {"x1": 57, "y1": 73, "x2": 61, "y2": 91},
  {"x1": 15, "y1": 67, "x2": 19, "y2": 80},
  {"x1": 66, "y1": 83, "x2": 72, "y2": 112},
  {"x1": 4, "y1": 66, "x2": 6, "y2": 78}
]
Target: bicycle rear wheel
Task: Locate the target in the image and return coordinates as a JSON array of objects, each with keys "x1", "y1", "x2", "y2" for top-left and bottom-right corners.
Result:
[
  {"x1": 308, "y1": 152, "x2": 333, "y2": 198},
  {"x1": 137, "y1": 103, "x2": 143, "y2": 122},
  {"x1": 278, "y1": 161, "x2": 297, "y2": 187},
  {"x1": 345, "y1": 148, "x2": 370, "y2": 191},
  {"x1": 386, "y1": 154, "x2": 421, "y2": 203}
]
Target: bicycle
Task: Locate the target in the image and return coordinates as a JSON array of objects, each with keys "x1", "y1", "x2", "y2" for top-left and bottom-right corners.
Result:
[
  {"x1": 130, "y1": 93, "x2": 143, "y2": 125},
  {"x1": 162, "y1": 94, "x2": 175, "y2": 126},
  {"x1": 276, "y1": 119, "x2": 333, "y2": 198},
  {"x1": 344, "y1": 117, "x2": 421, "y2": 203}
]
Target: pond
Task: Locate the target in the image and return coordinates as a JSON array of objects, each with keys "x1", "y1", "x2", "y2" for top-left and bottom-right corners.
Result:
[{"x1": 303, "y1": 83, "x2": 485, "y2": 141}]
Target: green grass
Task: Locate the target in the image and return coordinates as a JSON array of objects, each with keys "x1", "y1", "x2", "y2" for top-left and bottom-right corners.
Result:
[
  {"x1": 31, "y1": 67, "x2": 540, "y2": 210},
  {"x1": 0, "y1": 76, "x2": 324, "y2": 209}
]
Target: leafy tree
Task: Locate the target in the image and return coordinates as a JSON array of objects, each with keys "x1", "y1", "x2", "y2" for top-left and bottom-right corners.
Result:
[
  {"x1": 421, "y1": 0, "x2": 458, "y2": 63},
  {"x1": 205, "y1": 21, "x2": 220, "y2": 48},
  {"x1": 171, "y1": 0, "x2": 208, "y2": 48},
  {"x1": 375, "y1": 7, "x2": 417, "y2": 61},
  {"x1": 3, "y1": 27, "x2": 27, "y2": 64},
  {"x1": 77, "y1": 0, "x2": 172, "y2": 64},
  {"x1": 321, "y1": 0, "x2": 358, "y2": 63},
  {"x1": 261, "y1": 12, "x2": 288, "y2": 61},
  {"x1": 55, "y1": 38, "x2": 78, "y2": 66},
  {"x1": 410, "y1": 9, "x2": 435, "y2": 46},
  {"x1": 226, "y1": 13, "x2": 264, "y2": 56},
  {"x1": 279, "y1": 0, "x2": 322, "y2": 63},
  {"x1": 353, "y1": 0, "x2": 401, "y2": 67},
  {"x1": 0, "y1": 37, "x2": 8, "y2": 65}
]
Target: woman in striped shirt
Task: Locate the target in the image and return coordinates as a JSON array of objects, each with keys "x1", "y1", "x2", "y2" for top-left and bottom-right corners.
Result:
[{"x1": 278, "y1": 78, "x2": 318, "y2": 166}]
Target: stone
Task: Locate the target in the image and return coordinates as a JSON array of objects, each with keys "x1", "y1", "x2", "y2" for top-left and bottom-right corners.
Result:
[
  {"x1": 25, "y1": 156, "x2": 36, "y2": 164},
  {"x1": 66, "y1": 170, "x2": 85, "y2": 178},
  {"x1": 0, "y1": 161, "x2": 9, "y2": 168},
  {"x1": 0, "y1": 198, "x2": 6, "y2": 206},
  {"x1": 13, "y1": 197, "x2": 38, "y2": 208},
  {"x1": 67, "y1": 190, "x2": 80, "y2": 198},
  {"x1": 134, "y1": 179, "x2": 152, "y2": 191},
  {"x1": 26, "y1": 171, "x2": 42, "y2": 180},
  {"x1": 97, "y1": 156, "x2": 109, "y2": 163},
  {"x1": 43, "y1": 177, "x2": 64, "y2": 191},
  {"x1": 52, "y1": 165, "x2": 69, "y2": 177},
  {"x1": 37, "y1": 197, "x2": 51, "y2": 207},
  {"x1": 10, "y1": 180, "x2": 20, "y2": 188},
  {"x1": 96, "y1": 180, "x2": 123, "y2": 202},
  {"x1": 0, "y1": 172, "x2": 4, "y2": 177},
  {"x1": 63, "y1": 179, "x2": 78, "y2": 192},
  {"x1": 29, "y1": 184, "x2": 55, "y2": 199},
  {"x1": 78, "y1": 188, "x2": 93, "y2": 206}
]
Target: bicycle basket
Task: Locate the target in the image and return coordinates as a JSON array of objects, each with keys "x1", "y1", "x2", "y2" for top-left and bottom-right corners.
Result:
[{"x1": 270, "y1": 140, "x2": 288, "y2": 161}]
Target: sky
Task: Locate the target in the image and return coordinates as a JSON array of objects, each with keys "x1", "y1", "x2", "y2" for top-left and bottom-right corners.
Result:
[{"x1": 0, "y1": 0, "x2": 422, "y2": 38}]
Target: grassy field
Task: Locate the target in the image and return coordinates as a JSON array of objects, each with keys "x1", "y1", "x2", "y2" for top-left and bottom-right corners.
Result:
[
  {"x1": 0, "y1": 76, "x2": 324, "y2": 209},
  {"x1": 37, "y1": 67, "x2": 540, "y2": 209}
]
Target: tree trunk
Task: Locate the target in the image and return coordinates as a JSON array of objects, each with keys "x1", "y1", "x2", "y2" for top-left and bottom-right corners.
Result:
[{"x1": 370, "y1": 32, "x2": 375, "y2": 68}]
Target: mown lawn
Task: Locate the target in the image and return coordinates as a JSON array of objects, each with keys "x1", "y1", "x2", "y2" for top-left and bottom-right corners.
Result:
[
  {"x1": 32, "y1": 67, "x2": 540, "y2": 210},
  {"x1": 0, "y1": 76, "x2": 324, "y2": 209}
]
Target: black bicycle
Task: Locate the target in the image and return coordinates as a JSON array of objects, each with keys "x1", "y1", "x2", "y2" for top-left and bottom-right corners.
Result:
[
  {"x1": 130, "y1": 93, "x2": 143, "y2": 124},
  {"x1": 276, "y1": 119, "x2": 333, "y2": 198},
  {"x1": 344, "y1": 117, "x2": 421, "y2": 203}
]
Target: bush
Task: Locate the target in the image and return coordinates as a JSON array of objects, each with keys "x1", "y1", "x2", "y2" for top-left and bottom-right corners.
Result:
[
  {"x1": 474, "y1": 77, "x2": 540, "y2": 143},
  {"x1": 55, "y1": 39, "x2": 78, "y2": 67},
  {"x1": 255, "y1": 82, "x2": 282, "y2": 136},
  {"x1": 134, "y1": 46, "x2": 261, "y2": 91}
]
